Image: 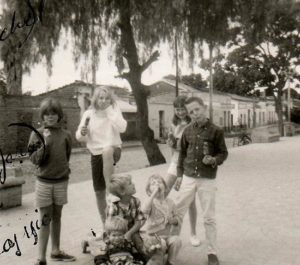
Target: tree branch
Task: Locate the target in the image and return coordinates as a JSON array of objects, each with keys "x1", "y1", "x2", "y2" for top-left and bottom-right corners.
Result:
[
  {"x1": 140, "y1": 51, "x2": 160, "y2": 72},
  {"x1": 115, "y1": 72, "x2": 130, "y2": 80}
]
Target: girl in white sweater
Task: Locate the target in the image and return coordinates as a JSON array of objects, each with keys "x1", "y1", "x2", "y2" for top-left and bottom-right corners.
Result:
[{"x1": 76, "y1": 86, "x2": 127, "y2": 224}]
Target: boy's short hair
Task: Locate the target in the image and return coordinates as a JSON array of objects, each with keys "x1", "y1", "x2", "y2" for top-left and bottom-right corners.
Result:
[
  {"x1": 109, "y1": 174, "x2": 131, "y2": 197},
  {"x1": 185, "y1": 96, "x2": 205, "y2": 106},
  {"x1": 105, "y1": 216, "x2": 128, "y2": 234},
  {"x1": 145, "y1": 174, "x2": 167, "y2": 197},
  {"x1": 40, "y1": 97, "x2": 64, "y2": 121}
]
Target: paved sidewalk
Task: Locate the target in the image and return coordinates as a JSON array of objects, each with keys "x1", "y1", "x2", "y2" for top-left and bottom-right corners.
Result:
[{"x1": 1, "y1": 136, "x2": 300, "y2": 265}]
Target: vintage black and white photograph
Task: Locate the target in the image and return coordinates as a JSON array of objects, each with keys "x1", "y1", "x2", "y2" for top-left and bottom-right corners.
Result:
[{"x1": 1, "y1": 1, "x2": 300, "y2": 265}]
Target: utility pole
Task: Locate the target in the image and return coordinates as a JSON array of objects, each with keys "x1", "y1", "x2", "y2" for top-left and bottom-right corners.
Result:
[
  {"x1": 209, "y1": 43, "x2": 214, "y2": 122},
  {"x1": 175, "y1": 35, "x2": 179, "y2": 97},
  {"x1": 287, "y1": 77, "x2": 291, "y2": 122},
  {"x1": 91, "y1": 18, "x2": 97, "y2": 94}
]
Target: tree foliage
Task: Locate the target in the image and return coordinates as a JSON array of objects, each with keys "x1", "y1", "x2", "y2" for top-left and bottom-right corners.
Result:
[
  {"x1": 164, "y1": 73, "x2": 207, "y2": 91},
  {"x1": 181, "y1": 73, "x2": 207, "y2": 91},
  {"x1": 0, "y1": 0, "x2": 68, "y2": 94},
  {"x1": 224, "y1": 0, "x2": 300, "y2": 134},
  {"x1": 2, "y1": 0, "x2": 298, "y2": 158},
  {"x1": 186, "y1": 0, "x2": 236, "y2": 49}
]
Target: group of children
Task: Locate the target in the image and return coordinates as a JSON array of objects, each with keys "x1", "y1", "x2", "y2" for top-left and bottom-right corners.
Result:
[
  {"x1": 28, "y1": 86, "x2": 228, "y2": 265},
  {"x1": 94, "y1": 173, "x2": 181, "y2": 265}
]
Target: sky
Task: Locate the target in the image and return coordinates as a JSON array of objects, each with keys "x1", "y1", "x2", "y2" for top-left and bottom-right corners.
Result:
[
  {"x1": 22, "y1": 37, "x2": 207, "y2": 95},
  {"x1": 22, "y1": 41, "x2": 300, "y2": 95},
  {"x1": 17, "y1": 37, "x2": 300, "y2": 95}
]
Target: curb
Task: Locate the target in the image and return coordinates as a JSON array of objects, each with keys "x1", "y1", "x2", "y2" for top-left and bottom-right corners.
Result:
[{"x1": 71, "y1": 141, "x2": 143, "y2": 155}]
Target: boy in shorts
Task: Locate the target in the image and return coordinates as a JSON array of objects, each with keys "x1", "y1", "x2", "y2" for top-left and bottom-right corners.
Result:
[{"x1": 28, "y1": 98, "x2": 76, "y2": 265}]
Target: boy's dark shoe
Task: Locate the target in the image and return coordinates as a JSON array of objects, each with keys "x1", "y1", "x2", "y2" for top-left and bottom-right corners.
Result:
[
  {"x1": 50, "y1": 250, "x2": 76, "y2": 262},
  {"x1": 208, "y1": 254, "x2": 219, "y2": 265},
  {"x1": 34, "y1": 260, "x2": 47, "y2": 265}
]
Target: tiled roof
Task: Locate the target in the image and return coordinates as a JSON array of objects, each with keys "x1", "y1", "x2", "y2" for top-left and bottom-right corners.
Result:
[
  {"x1": 150, "y1": 78, "x2": 232, "y2": 98},
  {"x1": 36, "y1": 81, "x2": 131, "y2": 98}
]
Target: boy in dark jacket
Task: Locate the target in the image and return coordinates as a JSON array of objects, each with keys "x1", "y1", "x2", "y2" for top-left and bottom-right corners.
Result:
[{"x1": 174, "y1": 96, "x2": 228, "y2": 265}]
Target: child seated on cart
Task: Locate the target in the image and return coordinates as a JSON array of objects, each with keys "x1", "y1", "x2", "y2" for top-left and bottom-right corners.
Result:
[{"x1": 94, "y1": 216, "x2": 145, "y2": 265}]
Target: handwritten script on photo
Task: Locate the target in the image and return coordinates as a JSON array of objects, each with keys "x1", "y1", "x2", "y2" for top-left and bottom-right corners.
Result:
[
  {"x1": 0, "y1": 123, "x2": 45, "y2": 187},
  {"x1": 0, "y1": 209, "x2": 49, "y2": 257},
  {"x1": 0, "y1": 0, "x2": 44, "y2": 48}
]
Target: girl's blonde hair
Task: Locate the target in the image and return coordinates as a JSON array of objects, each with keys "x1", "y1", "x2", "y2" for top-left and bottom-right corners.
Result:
[
  {"x1": 145, "y1": 174, "x2": 167, "y2": 197},
  {"x1": 91, "y1": 86, "x2": 116, "y2": 109}
]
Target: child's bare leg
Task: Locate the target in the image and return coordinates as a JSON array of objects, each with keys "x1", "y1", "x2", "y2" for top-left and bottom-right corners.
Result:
[
  {"x1": 146, "y1": 250, "x2": 165, "y2": 265},
  {"x1": 51, "y1": 204, "x2": 63, "y2": 254},
  {"x1": 165, "y1": 174, "x2": 177, "y2": 197},
  {"x1": 95, "y1": 190, "x2": 107, "y2": 224},
  {"x1": 102, "y1": 146, "x2": 114, "y2": 187},
  {"x1": 189, "y1": 197, "x2": 197, "y2": 236},
  {"x1": 165, "y1": 236, "x2": 182, "y2": 265},
  {"x1": 38, "y1": 205, "x2": 53, "y2": 262}
]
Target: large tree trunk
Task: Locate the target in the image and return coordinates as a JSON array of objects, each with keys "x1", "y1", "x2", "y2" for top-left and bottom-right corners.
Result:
[
  {"x1": 5, "y1": 54, "x2": 23, "y2": 95},
  {"x1": 118, "y1": 0, "x2": 166, "y2": 165}
]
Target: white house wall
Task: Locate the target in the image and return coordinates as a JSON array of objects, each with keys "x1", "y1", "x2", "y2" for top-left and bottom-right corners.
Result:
[
  {"x1": 255, "y1": 101, "x2": 278, "y2": 126},
  {"x1": 148, "y1": 96, "x2": 278, "y2": 139},
  {"x1": 148, "y1": 80, "x2": 279, "y2": 139},
  {"x1": 148, "y1": 102, "x2": 174, "y2": 139}
]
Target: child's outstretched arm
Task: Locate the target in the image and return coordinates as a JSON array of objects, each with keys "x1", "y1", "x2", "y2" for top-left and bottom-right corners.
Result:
[
  {"x1": 167, "y1": 125, "x2": 177, "y2": 149},
  {"x1": 75, "y1": 110, "x2": 90, "y2": 142},
  {"x1": 167, "y1": 199, "x2": 181, "y2": 227},
  {"x1": 177, "y1": 132, "x2": 188, "y2": 179},
  {"x1": 175, "y1": 132, "x2": 188, "y2": 191},
  {"x1": 124, "y1": 220, "x2": 145, "y2": 242}
]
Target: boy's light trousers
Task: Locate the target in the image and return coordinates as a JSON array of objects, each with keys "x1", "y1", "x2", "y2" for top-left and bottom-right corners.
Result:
[{"x1": 176, "y1": 175, "x2": 218, "y2": 254}]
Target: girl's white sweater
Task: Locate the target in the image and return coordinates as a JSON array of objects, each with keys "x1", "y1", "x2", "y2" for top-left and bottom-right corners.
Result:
[{"x1": 75, "y1": 104, "x2": 127, "y2": 155}]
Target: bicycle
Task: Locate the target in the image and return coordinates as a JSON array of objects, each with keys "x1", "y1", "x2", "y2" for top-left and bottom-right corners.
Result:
[{"x1": 237, "y1": 131, "x2": 252, "y2": 146}]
